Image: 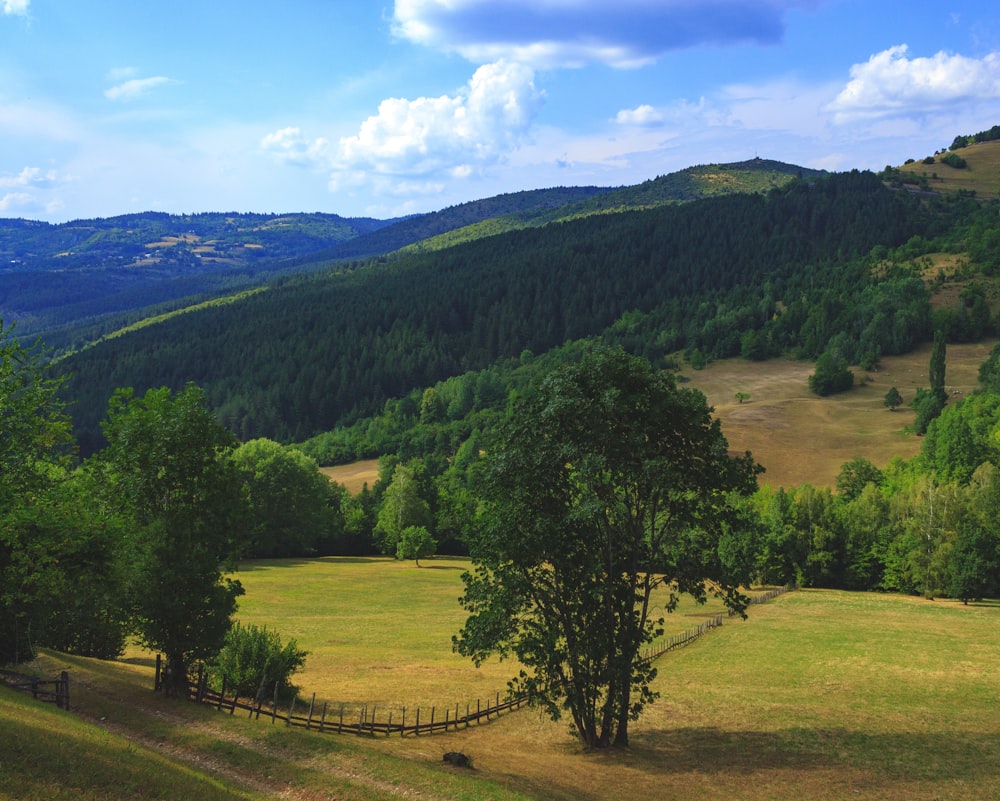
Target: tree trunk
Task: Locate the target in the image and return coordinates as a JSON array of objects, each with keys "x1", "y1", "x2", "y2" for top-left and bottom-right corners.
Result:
[
  {"x1": 613, "y1": 716, "x2": 630, "y2": 747},
  {"x1": 164, "y1": 653, "x2": 189, "y2": 698}
]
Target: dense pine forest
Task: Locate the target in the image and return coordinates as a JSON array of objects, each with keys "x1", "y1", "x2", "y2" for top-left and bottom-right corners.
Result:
[{"x1": 56, "y1": 170, "x2": 987, "y2": 454}]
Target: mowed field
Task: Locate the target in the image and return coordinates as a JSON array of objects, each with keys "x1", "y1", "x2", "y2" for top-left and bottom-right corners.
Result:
[{"x1": 21, "y1": 564, "x2": 999, "y2": 801}]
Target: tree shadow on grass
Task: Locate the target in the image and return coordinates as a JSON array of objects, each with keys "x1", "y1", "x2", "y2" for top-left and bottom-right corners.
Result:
[{"x1": 613, "y1": 726, "x2": 1000, "y2": 783}]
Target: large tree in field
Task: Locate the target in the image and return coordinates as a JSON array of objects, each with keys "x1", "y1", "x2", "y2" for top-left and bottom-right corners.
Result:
[
  {"x1": 454, "y1": 348, "x2": 762, "y2": 749},
  {"x1": 96, "y1": 384, "x2": 247, "y2": 695}
]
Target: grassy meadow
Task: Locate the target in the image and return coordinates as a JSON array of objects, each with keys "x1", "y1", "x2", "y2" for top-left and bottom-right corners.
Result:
[
  {"x1": 10, "y1": 562, "x2": 999, "y2": 801},
  {"x1": 230, "y1": 556, "x2": 732, "y2": 715},
  {"x1": 686, "y1": 340, "x2": 993, "y2": 488},
  {"x1": 897, "y1": 139, "x2": 1000, "y2": 198}
]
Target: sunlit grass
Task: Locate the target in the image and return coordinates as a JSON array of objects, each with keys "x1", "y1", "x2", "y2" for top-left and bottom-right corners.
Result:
[
  {"x1": 230, "y1": 555, "x2": 734, "y2": 715},
  {"x1": 13, "y1": 575, "x2": 999, "y2": 801}
]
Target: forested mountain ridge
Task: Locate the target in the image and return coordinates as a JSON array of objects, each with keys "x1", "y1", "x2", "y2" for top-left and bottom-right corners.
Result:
[
  {"x1": 55, "y1": 168, "x2": 996, "y2": 456},
  {"x1": 398, "y1": 158, "x2": 826, "y2": 255},
  {"x1": 0, "y1": 211, "x2": 395, "y2": 341},
  {"x1": 1, "y1": 158, "x2": 816, "y2": 346}
]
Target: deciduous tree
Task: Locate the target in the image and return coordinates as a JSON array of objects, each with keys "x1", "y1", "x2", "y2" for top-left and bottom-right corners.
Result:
[
  {"x1": 96, "y1": 384, "x2": 247, "y2": 695},
  {"x1": 454, "y1": 348, "x2": 762, "y2": 748}
]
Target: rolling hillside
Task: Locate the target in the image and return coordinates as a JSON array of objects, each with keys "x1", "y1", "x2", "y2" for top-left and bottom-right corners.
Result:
[
  {"x1": 1, "y1": 158, "x2": 819, "y2": 346},
  {"x1": 54, "y1": 170, "x2": 953, "y2": 454}
]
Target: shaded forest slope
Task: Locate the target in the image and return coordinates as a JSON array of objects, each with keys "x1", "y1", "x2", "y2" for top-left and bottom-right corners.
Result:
[{"x1": 57, "y1": 170, "x2": 969, "y2": 455}]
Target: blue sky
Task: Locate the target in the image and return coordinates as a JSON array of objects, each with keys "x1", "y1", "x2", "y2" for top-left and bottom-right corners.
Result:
[{"x1": 2, "y1": 0, "x2": 999, "y2": 222}]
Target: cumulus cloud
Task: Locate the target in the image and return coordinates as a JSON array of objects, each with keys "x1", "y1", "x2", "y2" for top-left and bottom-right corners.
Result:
[
  {"x1": 331, "y1": 59, "x2": 543, "y2": 184},
  {"x1": 615, "y1": 104, "x2": 664, "y2": 126},
  {"x1": 104, "y1": 76, "x2": 178, "y2": 102},
  {"x1": 260, "y1": 127, "x2": 331, "y2": 167},
  {"x1": 393, "y1": 0, "x2": 815, "y2": 68},
  {"x1": 0, "y1": 165, "x2": 56, "y2": 188},
  {"x1": 829, "y1": 45, "x2": 1000, "y2": 120},
  {"x1": 2, "y1": 0, "x2": 29, "y2": 16}
]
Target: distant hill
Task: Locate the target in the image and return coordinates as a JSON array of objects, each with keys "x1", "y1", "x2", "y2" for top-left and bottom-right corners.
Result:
[
  {"x1": 400, "y1": 158, "x2": 825, "y2": 254},
  {"x1": 57, "y1": 170, "x2": 965, "y2": 454},
  {"x1": 0, "y1": 211, "x2": 393, "y2": 340},
  {"x1": 887, "y1": 138, "x2": 1000, "y2": 198},
  {"x1": 0, "y1": 159, "x2": 820, "y2": 344},
  {"x1": 299, "y1": 185, "x2": 610, "y2": 261}
]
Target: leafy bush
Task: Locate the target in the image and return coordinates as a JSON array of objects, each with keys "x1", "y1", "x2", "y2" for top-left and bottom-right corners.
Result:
[
  {"x1": 940, "y1": 152, "x2": 967, "y2": 169},
  {"x1": 808, "y1": 352, "x2": 854, "y2": 396},
  {"x1": 209, "y1": 622, "x2": 307, "y2": 702},
  {"x1": 397, "y1": 525, "x2": 436, "y2": 565}
]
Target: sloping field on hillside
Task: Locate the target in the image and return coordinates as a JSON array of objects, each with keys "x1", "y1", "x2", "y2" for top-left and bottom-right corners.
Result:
[
  {"x1": 322, "y1": 343, "x2": 994, "y2": 491},
  {"x1": 684, "y1": 341, "x2": 992, "y2": 488},
  {"x1": 17, "y1": 582, "x2": 996, "y2": 801}
]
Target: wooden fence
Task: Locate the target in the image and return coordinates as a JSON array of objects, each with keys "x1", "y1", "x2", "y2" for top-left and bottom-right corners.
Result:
[
  {"x1": 155, "y1": 654, "x2": 526, "y2": 737},
  {"x1": 156, "y1": 584, "x2": 794, "y2": 737},
  {"x1": 0, "y1": 668, "x2": 70, "y2": 711}
]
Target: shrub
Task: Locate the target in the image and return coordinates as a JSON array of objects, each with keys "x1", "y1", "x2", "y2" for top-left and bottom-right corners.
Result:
[
  {"x1": 809, "y1": 352, "x2": 854, "y2": 396},
  {"x1": 209, "y1": 622, "x2": 307, "y2": 702}
]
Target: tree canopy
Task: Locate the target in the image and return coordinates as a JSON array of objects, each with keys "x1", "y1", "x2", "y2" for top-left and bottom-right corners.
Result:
[
  {"x1": 95, "y1": 384, "x2": 247, "y2": 693},
  {"x1": 455, "y1": 348, "x2": 762, "y2": 748}
]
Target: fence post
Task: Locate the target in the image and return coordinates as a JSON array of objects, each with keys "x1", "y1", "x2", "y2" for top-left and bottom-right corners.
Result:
[
  {"x1": 400, "y1": 707, "x2": 405, "y2": 736},
  {"x1": 415, "y1": 707, "x2": 420, "y2": 735},
  {"x1": 286, "y1": 696, "x2": 296, "y2": 727},
  {"x1": 59, "y1": 671, "x2": 69, "y2": 711},
  {"x1": 338, "y1": 703, "x2": 344, "y2": 734},
  {"x1": 307, "y1": 693, "x2": 316, "y2": 730},
  {"x1": 320, "y1": 701, "x2": 327, "y2": 732}
]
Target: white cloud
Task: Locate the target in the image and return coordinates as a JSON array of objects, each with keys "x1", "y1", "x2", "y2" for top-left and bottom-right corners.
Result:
[
  {"x1": 331, "y1": 59, "x2": 543, "y2": 189},
  {"x1": 2, "y1": 0, "x2": 29, "y2": 16},
  {"x1": 393, "y1": 0, "x2": 816, "y2": 69},
  {"x1": 615, "y1": 104, "x2": 664, "y2": 127},
  {"x1": 104, "y1": 76, "x2": 178, "y2": 102},
  {"x1": 0, "y1": 192, "x2": 33, "y2": 211},
  {"x1": 0, "y1": 165, "x2": 56, "y2": 188},
  {"x1": 260, "y1": 127, "x2": 331, "y2": 167},
  {"x1": 829, "y1": 45, "x2": 1000, "y2": 121}
]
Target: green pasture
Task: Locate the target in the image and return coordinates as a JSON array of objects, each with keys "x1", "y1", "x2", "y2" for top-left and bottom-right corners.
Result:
[
  {"x1": 6, "y1": 561, "x2": 998, "y2": 801},
  {"x1": 230, "y1": 555, "x2": 732, "y2": 715}
]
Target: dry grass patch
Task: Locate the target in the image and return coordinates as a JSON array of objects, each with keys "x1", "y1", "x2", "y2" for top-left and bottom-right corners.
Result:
[
  {"x1": 896, "y1": 139, "x2": 1000, "y2": 198},
  {"x1": 320, "y1": 458, "x2": 380, "y2": 492},
  {"x1": 686, "y1": 341, "x2": 993, "y2": 487},
  {"x1": 320, "y1": 343, "x2": 994, "y2": 492},
  {"x1": 14, "y1": 573, "x2": 998, "y2": 801},
  {"x1": 365, "y1": 590, "x2": 1000, "y2": 801}
]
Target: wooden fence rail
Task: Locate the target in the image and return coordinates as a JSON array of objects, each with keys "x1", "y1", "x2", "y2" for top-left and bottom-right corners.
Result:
[
  {"x1": 154, "y1": 654, "x2": 527, "y2": 737},
  {"x1": 0, "y1": 668, "x2": 70, "y2": 711},
  {"x1": 155, "y1": 584, "x2": 793, "y2": 737}
]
